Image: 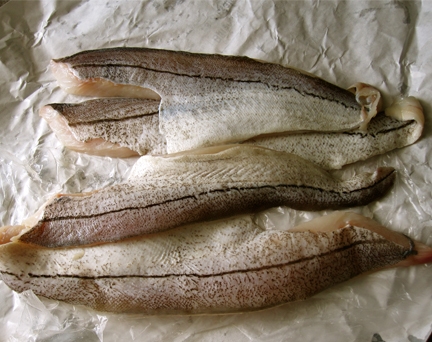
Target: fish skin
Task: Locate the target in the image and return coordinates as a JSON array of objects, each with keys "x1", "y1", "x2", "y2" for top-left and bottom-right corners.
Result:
[
  {"x1": 16, "y1": 145, "x2": 395, "y2": 247},
  {"x1": 0, "y1": 212, "x2": 430, "y2": 314},
  {"x1": 40, "y1": 98, "x2": 166, "y2": 157},
  {"x1": 47, "y1": 49, "x2": 424, "y2": 165},
  {"x1": 246, "y1": 111, "x2": 422, "y2": 169},
  {"x1": 50, "y1": 47, "x2": 373, "y2": 153},
  {"x1": 42, "y1": 97, "x2": 423, "y2": 168}
]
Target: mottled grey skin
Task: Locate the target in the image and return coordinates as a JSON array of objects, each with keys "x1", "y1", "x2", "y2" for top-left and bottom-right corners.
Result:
[
  {"x1": 247, "y1": 112, "x2": 421, "y2": 169},
  {"x1": 54, "y1": 47, "x2": 359, "y2": 107},
  {"x1": 45, "y1": 96, "x2": 421, "y2": 168},
  {"x1": 48, "y1": 98, "x2": 165, "y2": 155},
  {"x1": 52, "y1": 48, "x2": 365, "y2": 153},
  {"x1": 18, "y1": 146, "x2": 395, "y2": 247},
  {"x1": 0, "y1": 214, "x2": 417, "y2": 314}
]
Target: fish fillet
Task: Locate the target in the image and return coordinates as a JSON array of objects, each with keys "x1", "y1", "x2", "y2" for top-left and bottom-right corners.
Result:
[
  {"x1": 0, "y1": 212, "x2": 430, "y2": 314},
  {"x1": 247, "y1": 97, "x2": 423, "y2": 169},
  {"x1": 40, "y1": 96, "x2": 424, "y2": 169},
  {"x1": 50, "y1": 48, "x2": 384, "y2": 154},
  {"x1": 6, "y1": 145, "x2": 394, "y2": 247}
]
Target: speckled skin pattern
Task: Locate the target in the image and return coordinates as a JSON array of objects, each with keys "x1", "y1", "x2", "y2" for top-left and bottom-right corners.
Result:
[
  {"x1": 45, "y1": 97, "x2": 421, "y2": 169},
  {"x1": 53, "y1": 47, "x2": 366, "y2": 153},
  {"x1": 48, "y1": 98, "x2": 166, "y2": 155},
  {"x1": 19, "y1": 145, "x2": 395, "y2": 247},
  {"x1": 0, "y1": 214, "x2": 411, "y2": 314},
  {"x1": 247, "y1": 113, "x2": 421, "y2": 169}
]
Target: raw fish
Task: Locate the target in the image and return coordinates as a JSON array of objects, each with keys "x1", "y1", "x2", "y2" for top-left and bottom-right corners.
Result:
[
  {"x1": 41, "y1": 98, "x2": 164, "y2": 157},
  {"x1": 50, "y1": 48, "x2": 382, "y2": 154},
  {"x1": 41, "y1": 96, "x2": 424, "y2": 169},
  {"x1": 1, "y1": 212, "x2": 430, "y2": 314},
  {"x1": 5, "y1": 145, "x2": 395, "y2": 247},
  {"x1": 247, "y1": 97, "x2": 423, "y2": 169}
]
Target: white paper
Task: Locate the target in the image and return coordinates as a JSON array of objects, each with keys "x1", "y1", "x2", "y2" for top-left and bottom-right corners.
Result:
[{"x1": 0, "y1": 1, "x2": 431, "y2": 341}]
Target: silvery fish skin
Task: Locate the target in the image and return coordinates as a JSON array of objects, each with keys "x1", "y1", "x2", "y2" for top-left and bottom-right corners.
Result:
[
  {"x1": 50, "y1": 47, "x2": 381, "y2": 154},
  {"x1": 9, "y1": 145, "x2": 394, "y2": 247},
  {"x1": 40, "y1": 96, "x2": 424, "y2": 169},
  {"x1": 1, "y1": 212, "x2": 430, "y2": 314}
]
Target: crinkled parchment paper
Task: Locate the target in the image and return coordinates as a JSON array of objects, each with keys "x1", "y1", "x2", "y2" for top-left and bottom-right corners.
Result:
[{"x1": 0, "y1": 1, "x2": 431, "y2": 341}]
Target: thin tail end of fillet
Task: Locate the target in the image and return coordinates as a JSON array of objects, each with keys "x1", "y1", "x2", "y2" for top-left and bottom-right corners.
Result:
[
  {"x1": 342, "y1": 166, "x2": 396, "y2": 208},
  {"x1": 291, "y1": 211, "x2": 432, "y2": 268},
  {"x1": 49, "y1": 60, "x2": 161, "y2": 100},
  {"x1": 398, "y1": 240, "x2": 432, "y2": 267},
  {"x1": 385, "y1": 96, "x2": 425, "y2": 128},
  {"x1": 377, "y1": 167, "x2": 396, "y2": 190}
]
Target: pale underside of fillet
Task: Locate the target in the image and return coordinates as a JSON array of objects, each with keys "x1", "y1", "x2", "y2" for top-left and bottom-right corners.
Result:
[
  {"x1": 40, "y1": 96, "x2": 424, "y2": 169},
  {"x1": 0, "y1": 212, "x2": 431, "y2": 314},
  {"x1": 50, "y1": 47, "x2": 382, "y2": 154},
  {"x1": 8, "y1": 145, "x2": 395, "y2": 247}
]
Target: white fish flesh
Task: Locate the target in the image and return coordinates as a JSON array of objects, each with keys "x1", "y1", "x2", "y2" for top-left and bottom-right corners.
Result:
[
  {"x1": 0, "y1": 212, "x2": 430, "y2": 314},
  {"x1": 4, "y1": 145, "x2": 395, "y2": 247},
  {"x1": 50, "y1": 48, "x2": 385, "y2": 154}
]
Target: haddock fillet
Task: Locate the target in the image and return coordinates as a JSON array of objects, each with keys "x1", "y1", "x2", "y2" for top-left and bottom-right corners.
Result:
[
  {"x1": 0, "y1": 212, "x2": 430, "y2": 314},
  {"x1": 2, "y1": 145, "x2": 394, "y2": 247}
]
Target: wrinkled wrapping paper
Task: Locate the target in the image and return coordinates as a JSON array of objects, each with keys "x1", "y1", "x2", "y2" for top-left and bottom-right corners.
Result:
[{"x1": 0, "y1": 0, "x2": 431, "y2": 341}]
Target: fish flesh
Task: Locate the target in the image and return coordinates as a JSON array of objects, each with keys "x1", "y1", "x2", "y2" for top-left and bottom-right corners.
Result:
[
  {"x1": 5, "y1": 145, "x2": 394, "y2": 247},
  {"x1": 0, "y1": 211, "x2": 430, "y2": 314},
  {"x1": 41, "y1": 95, "x2": 424, "y2": 169},
  {"x1": 50, "y1": 48, "x2": 385, "y2": 154}
]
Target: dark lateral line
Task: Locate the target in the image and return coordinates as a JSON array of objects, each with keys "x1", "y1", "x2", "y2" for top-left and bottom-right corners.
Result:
[
  {"x1": 66, "y1": 108, "x2": 414, "y2": 136},
  {"x1": 71, "y1": 114, "x2": 414, "y2": 139},
  {"x1": 66, "y1": 111, "x2": 159, "y2": 126},
  {"x1": 72, "y1": 63, "x2": 359, "y2": 111},
  {"x1": 41, "y1": 170, "x2": 394, "y2": 223},
  {"x1": 253, "y1": 119, "x2": 414, "y2": 141},
  {"x1": 341, "y1": 120, "x2": 415, "y2": 138},
  {"x1": 66, "y1": 111, "x2": 414, "y2": 138},
  {"x1": 16, "y1": 239, "x2": 394, "y2": 281}
]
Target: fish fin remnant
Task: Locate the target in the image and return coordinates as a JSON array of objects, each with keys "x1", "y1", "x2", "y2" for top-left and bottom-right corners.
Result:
[{"x1": 348, "y1": 83, "x2": 382, "y2": 131}]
